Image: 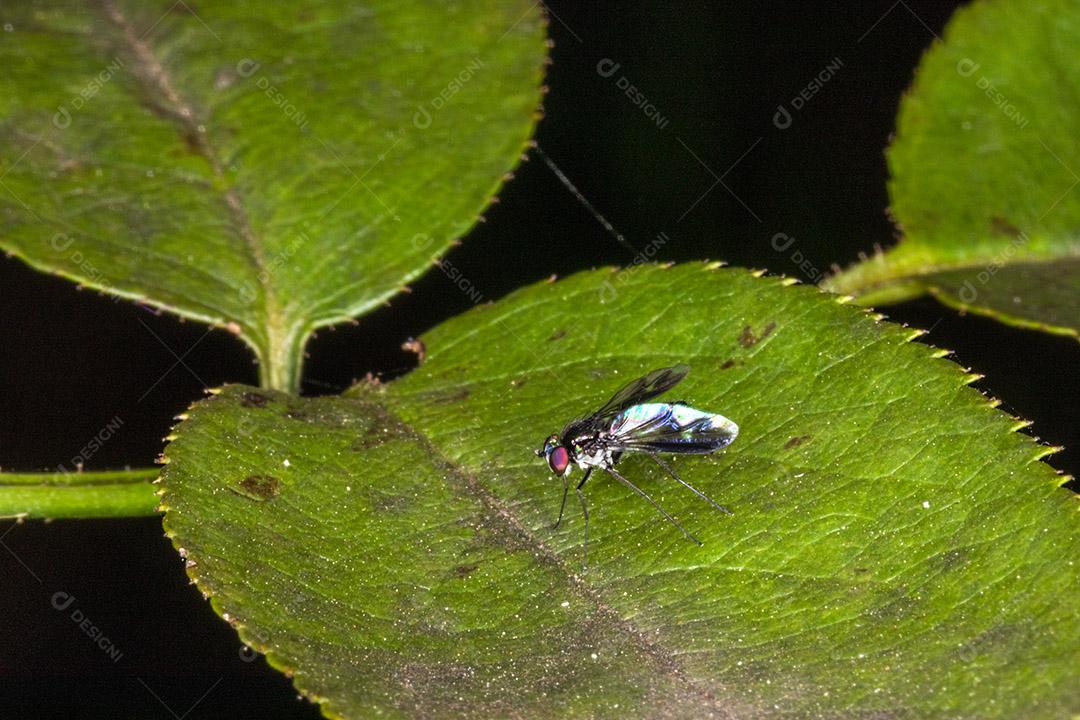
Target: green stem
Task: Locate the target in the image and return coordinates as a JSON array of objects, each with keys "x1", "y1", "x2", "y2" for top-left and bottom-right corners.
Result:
[
  {"x1": 257, "y1": 324, "x2": 309, "y2": 393},
  {"x1": 0, "y1": 469, "x2": 160, "y2": 519}
]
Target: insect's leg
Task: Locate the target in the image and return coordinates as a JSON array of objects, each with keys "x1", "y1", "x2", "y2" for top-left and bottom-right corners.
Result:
[
  {"x1": 603, "y1": 466, "x2": 703, "y2": 546},
  {"x1": 574, "y1": 468, "x2": 592, "y2": 568},
  {"x1": 552, "y1": 472, "x2": 570, "y2": 530},
  {"x1": 649, "y1": 454, "x2": 732, "y2": 515},
  {"x1": 576, "y1": 484, "x2": 590, "y2": 570}
]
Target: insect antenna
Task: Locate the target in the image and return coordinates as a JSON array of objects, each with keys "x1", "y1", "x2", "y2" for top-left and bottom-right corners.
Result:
[
  {"x1": 649, "y1": 455, "x2": 732, "y2": 515},
  {"x1": 602, "y1": 466, "x2": 703, "y2": 546}
]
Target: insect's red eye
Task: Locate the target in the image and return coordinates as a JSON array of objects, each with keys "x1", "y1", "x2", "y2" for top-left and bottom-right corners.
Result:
[{"x1": 548, "y1": 446, "x2": 569, "y2": 475}]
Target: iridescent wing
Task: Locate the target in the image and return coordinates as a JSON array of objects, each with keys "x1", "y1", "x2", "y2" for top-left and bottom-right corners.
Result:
[
  {"x1": 593, "y1": 365, "x2": 690, "y2": 420},
  {"x1": 562, "y1": 365, "x2": 691, "y2": 438},
  {"x1": 603, "y1": 402, "x2": 739, "y2": 455}
]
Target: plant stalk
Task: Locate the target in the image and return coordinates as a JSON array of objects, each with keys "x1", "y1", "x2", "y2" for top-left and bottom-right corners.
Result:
[{"x1": 0, "y1": 469, "x2": 160, "y2": 519}]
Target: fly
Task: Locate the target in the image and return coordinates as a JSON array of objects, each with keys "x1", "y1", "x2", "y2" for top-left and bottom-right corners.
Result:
[{"x1": 535, "y1": 364, "x2": 738, "y2": 566}]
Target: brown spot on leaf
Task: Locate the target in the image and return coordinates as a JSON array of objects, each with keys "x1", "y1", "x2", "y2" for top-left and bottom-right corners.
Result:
[
  {"x1": 738, "y1": 321, "x2": 777, "y2": 348},
  {"x1": 990, "y1": 216, "x2": 1022, "y2": 238},
  {"x1": 956, "y1": 624, "x2": 1027, "y2": 662},
  {"x1": 784, "y1": 435, "x2": 812, "y2": 449},
  {"x1": 933, "y1": 547, "x2": 969, "y2": 572},
  {"x1": 430, "y1": 387, "x2": 470, "y2": 404},
  {"x1": 241, "y1": 392, "x2": 270, "y2": 408},
  {"x1": 360, "y1": 485, "x2": 412, "y2": 513},
  {"x1": 351, "y1": 415, "x2": 411, "y2": 451},
  {"x1": 548, "y1": 329, "x2": 567, "y2": 341},
  {"x1": 234, "y1": 475, "x2": 280, "y2": 500},
  {"x1": 510, "y1": 378, "x2": 527, "y2": 388},
  {"x1": 453, "y1": 564, "x2": 478, "y2": 577},
  {"x1": 866, "y1": 585, "x2": 917, "y2": 621},
  {"x1": 720, "y1": 359, "x2": 738, "y2": 370},
  {"x1": 178, "y1": 125, "x2": 204, "y2": 156}
]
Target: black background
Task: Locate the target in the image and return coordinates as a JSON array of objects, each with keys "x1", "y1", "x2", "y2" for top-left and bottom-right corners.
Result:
[{"x1": 2, "y1": 2, "x2": 1076, "y2": 717}]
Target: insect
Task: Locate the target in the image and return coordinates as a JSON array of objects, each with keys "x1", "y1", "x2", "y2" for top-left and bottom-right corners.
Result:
[{"x1": 535, "y1": 364, "x2": 738, "y2": 565}]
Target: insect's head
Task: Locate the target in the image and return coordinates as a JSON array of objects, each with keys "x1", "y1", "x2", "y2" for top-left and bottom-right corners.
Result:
[{"x1": 535, "y1": 433, "x2": 570, "y2": 476}]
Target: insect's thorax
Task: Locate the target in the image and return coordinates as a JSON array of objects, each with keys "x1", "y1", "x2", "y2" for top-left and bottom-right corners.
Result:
[{"x1": 563, "y1": 430, "x2": 614, "y2": 470}]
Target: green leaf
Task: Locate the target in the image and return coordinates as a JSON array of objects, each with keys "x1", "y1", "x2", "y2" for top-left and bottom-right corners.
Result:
[
  {"x1": 0, "y1": 468, "x2": 159, "y2": 518},
  {"x1": 824, "y1": 0, "x2": 1080, "y2": 340},
  {"x1": 0, "y1": 1, "x2": 547, "y2": 390},
  {"x1": 160, "y1": 264, "x2": 1079, "y2": 719}
]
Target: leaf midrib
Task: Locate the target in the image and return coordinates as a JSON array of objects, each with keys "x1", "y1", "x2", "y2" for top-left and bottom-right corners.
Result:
[
  {"x1": 358, "y1": 391, "x2": 724, "y2": 709},
  {"x1": 100, "y1": 0, "x2": 285, "y2": 368}
]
